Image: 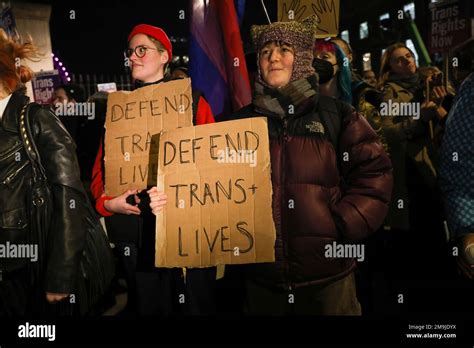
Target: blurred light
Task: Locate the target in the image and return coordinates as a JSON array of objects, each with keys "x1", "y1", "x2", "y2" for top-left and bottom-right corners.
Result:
[
  {"x1": 404, "y1": 2, "x2": 415, "y2": 19},
  {"x1": 59, "y1": 62, "x2": 63, "y2": 66},
  {"x1": 65, "y1": 72, "x2": 69, "y2": 76},
  {"x1": 51, "y1": 53, "x2": 54, "y2": 57},
  {"x1": 359, "y1": 22, "x2": 369, "y2": 39},
  {"x1": 341, "y1": 30, "x2": 350, "y2": 44},
  {"x1": 406, "y1": 39, "x2": 419, "y2": 66},
  {"x1": 183, "y1": 55, "x2": 189, "y2": 63},
  {"x1": 362, "y1": 52, "x2": 372, "y2": 71},
  {"x1": 67, "y1": 77, "x2": 71, "y2": 82},
  {"x1": 62, "y1": 67, "x2": 66, "y2": 71},
  {"x1": 54, "y1": 57, "x2": 59, "y2": 62}
]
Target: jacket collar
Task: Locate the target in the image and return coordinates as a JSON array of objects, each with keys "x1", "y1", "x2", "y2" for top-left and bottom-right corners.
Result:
[{"x1": 1, "y1": 90, "x2": 29, "y2": 134}]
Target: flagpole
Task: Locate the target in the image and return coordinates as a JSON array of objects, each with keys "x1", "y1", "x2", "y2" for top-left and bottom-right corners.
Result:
[{"x1": 260, "y1": 0, "x2": 271, "y2": 24}]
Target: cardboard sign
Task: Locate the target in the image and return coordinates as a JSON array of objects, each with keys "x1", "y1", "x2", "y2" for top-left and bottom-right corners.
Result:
[
  {"x1": 104, "y1": 79, "x2": 193, "y2": 196},
  {"x1": 31, "y1": 70, "x2": 61, "y2": 105},
  {"x1": 429, "y1": 0, "x2": 472, "y2": 54},
  {"x1": 278, "y1": 0, "x2": 340, "y2": 37},
  {"x1": 155, "y1": 117, "x2": 276, "y2": 268}
]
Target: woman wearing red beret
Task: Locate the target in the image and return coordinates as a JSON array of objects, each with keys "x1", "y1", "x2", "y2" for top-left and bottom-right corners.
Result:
[{"x1": 90, "y1": 24, "x2": 216, "y2": 316}]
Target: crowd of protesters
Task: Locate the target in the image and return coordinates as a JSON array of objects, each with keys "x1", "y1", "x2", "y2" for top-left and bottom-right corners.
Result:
[{"x1": 0, "y1": 13, "x2": 473, "y2": 317}]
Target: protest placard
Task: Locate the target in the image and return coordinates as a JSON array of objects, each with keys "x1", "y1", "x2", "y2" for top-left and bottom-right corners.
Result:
[
  {"x1": 429, "y1": 0, "x2": 471, "y2": 54},
  {"x1": 155, "y1": 117, "x2": 276, "y2": 268},
  {"x1": 31, "y1": 70, "x2": 61, "y2": 105},
  {"x1": 104, "y1": 79, "x2": 193, "y2": 196},
  {"x1": 278, "y1": 0, "x2": 340, "y2": 37}
]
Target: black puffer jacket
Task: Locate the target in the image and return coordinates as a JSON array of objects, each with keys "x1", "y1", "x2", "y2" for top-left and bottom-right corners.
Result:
[
  {"x1": 231, "y1": 95, "x2": 393, "y2": 290},
  {"x1": 0, "y1": 91, "x2": 86, "y2": 294}
]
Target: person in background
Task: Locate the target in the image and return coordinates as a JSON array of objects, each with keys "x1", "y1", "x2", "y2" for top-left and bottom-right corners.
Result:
[
  {"x1": 313, "y1": 39, "x2": 352, "y2": 104},
  {"x1": 314, "y1": 39, "x2": 388, "y2": 155},
  {"x1": 170, "y1": 65, "x2": 189, "y2": 79},
  {"x1": 439, "y1": 39, "x2": 474, "y2": 280},
  {"x1": 440, "y1": 72, "x2": 474, "y2": 279},
  {"x1": 379, "y1": 43, "x2": 451, "y2": 313},
  {"x1": 52, "y1": 83, "x2": 87, "y2": 142},
  {"x1": 362, "y1": 70, "x2": 377, "y2": 88},
  {"x1": 77, "y1": 91, "x2": 108, "y2": 198}
]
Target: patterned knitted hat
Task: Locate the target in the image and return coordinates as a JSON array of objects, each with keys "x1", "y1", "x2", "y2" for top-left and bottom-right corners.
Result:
[{"x1": 251, "y1": 15, "x2": 318, "y2": 86}]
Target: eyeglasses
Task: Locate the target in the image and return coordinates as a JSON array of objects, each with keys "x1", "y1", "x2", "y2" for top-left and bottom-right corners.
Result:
[{"x1": 125, "y1": 45, "x2": 158, "y2": 58}]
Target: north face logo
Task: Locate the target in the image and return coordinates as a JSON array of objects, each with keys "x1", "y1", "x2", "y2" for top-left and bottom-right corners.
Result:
[{"x1": 305, "y1": 121, "x2": 325, "y2": 134}]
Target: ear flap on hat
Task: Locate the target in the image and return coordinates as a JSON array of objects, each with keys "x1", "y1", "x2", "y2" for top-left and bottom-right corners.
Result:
[
  {"x1": 250, "y1": 23, "x2": 267, "y2": 49},
  {"x1": 301, "y1": 14, "x2": 318, "y2": 38}
]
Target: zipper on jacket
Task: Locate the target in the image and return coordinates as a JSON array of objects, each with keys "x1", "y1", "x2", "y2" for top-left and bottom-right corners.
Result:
[
  {"x1": 0, "y1": 142, "x2": 23, "y2": 162},
  {"x1": 1, "y1": 161, "x2": 29, "y2": 186},
  {"x1": 280, "y1": 117, "x2": 291, "y2": 291}
]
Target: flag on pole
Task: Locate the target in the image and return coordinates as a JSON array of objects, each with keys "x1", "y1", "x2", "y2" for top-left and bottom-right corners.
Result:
[{"x1": 189, "y1": 0, "x2": 251, "y2": 119}]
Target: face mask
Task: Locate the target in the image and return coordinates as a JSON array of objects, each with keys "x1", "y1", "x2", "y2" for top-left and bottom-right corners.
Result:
[{"x1": 312, "y1": 58, "x2": 337, "y2": 84}]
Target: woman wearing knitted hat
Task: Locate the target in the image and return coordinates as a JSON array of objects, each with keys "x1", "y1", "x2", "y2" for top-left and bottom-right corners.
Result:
[
  {"x1": 226, "y1": 16, "x2": 393, "y2": 315},
  {"x1": 90, "y1": 24, "x2": 216, "y2": 316}
]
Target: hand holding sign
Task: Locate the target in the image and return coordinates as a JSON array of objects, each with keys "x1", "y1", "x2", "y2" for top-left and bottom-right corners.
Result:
[
  {"x1": 148, "y1": 186, "x2": 168, "y2": 215},
  {"x1": 103, "y1": 189, "x2": 141, "y2": 215}
]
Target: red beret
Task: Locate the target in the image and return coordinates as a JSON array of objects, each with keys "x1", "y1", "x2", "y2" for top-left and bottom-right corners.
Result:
[{"x1": 128, "y1": 24, "x2": 172, "y2": 63}]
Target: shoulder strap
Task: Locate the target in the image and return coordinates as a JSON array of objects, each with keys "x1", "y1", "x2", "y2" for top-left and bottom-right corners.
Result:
[{"x1": 19, "y1": 103, "x2": 47, "y2": 182}]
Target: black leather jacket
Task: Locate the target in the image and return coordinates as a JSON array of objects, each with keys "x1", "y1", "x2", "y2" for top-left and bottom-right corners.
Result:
[{"x1": 0, "y1": 91, "x2": 86, "y2": 294}]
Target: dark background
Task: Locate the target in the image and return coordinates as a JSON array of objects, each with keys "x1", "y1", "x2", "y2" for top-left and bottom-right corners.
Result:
[{"x1": 36, "y1": 0, "x2": 450, "y2": 76}]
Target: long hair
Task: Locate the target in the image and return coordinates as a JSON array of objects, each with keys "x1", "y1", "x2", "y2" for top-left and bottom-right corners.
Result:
[
  {"x1": 379, "y1": 42, "x2": 415, "y2": 88},
  {"x1": 0, "y1": 29, "x2": 40, "y2": 93},
  {"x1": 314, "y1": 40, "x2": 352, "y2": 104}
]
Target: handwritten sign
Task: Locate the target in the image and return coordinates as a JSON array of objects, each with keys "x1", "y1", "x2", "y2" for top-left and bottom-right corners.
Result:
[
  {"x1": 104, "y1": 79, "x2": 193, "y2": 196},
  {"x1": 278, "y1": 0, "x2": 340, "y2": 37},
  {"x1": 155, "y1": 118, "x2": 276, "y2": 268}
]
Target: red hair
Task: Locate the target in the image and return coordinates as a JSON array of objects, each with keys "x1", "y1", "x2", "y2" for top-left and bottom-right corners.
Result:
[
  {"x1": 314, "y1": 40, "x2": 336, "y2": 54},
  {"x1": 0, "y1": 29, "x2": 40, "y2": 93}
]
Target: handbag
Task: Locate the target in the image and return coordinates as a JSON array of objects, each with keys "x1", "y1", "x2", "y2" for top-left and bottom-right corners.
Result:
[{"x1": 19, "y1": 102, "x2": 115, "y2": 315}]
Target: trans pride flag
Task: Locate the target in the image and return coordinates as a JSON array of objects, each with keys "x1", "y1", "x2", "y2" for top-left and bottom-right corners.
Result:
[{"x1": 189, "y1": 0, "x2": 251, "y2": 120}]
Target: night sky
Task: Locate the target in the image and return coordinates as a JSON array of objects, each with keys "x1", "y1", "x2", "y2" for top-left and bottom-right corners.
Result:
[{"x1": 45, "y1": 0, "x2": 279, "y2": 75}]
